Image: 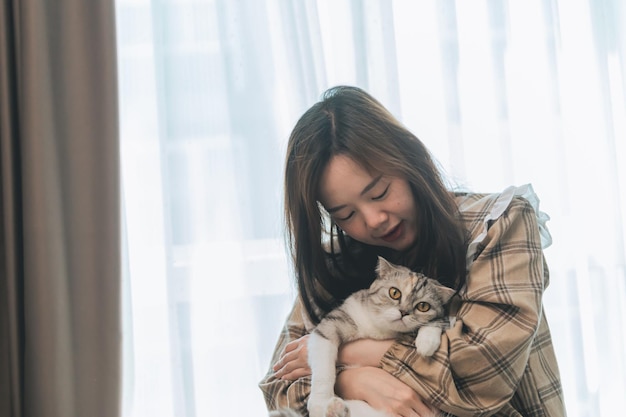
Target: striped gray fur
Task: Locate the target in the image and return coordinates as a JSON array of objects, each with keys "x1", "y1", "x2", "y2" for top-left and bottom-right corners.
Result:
[
  {"x1": 301, "y1": 256, "x2": 457, "y2": 417},
  {"x1": 312, "y1": 257, "x2": 454, "y2": 346}
]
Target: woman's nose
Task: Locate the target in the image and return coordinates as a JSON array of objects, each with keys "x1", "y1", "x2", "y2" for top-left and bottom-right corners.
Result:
[{"x1": 362, "y1": 207, "x2": 388, "y2": 230}]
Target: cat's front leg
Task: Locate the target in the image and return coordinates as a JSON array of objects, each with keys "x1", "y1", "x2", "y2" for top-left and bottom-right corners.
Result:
[
  {"x1": 307, "y1": 334, "x2": 340, "y2": 417},
  {"x1": 308, "y1": 381, "x2": 337, "y2": 417},
  {"x1": 414, "y1": 325, "x2": 442, "y2": 357}
]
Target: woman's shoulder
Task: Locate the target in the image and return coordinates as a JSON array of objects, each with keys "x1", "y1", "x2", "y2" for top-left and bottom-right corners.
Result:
[
  {"x1": 455, "y1": 184, "x2": 553, "y2": 268},
  {"x1": 454, "y1": 187, "x2": 515, "y2": 233},
  {"x1": 454, "y1": 184, "x2": 548, "y2": 226}
]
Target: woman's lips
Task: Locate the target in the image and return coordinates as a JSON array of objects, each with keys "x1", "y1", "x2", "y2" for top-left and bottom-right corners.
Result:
[{"x1": 381, "y1": 222, "x2": 403, "y2": 242}]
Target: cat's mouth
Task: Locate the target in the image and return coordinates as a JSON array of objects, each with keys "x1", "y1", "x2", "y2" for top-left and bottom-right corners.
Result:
[{"x1": 392, "y1": 315, "x2": 414, "y2": 329}]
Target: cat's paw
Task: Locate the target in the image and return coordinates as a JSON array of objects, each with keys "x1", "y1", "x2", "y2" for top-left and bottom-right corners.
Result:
[
  {"x1": 415, "y1": 338, "x2": 439, "y2": 356},
  {"x1": 325, "y1": 397, "x2": 350, "y2": 417},
  {"x1": 414, "y1": 326, "x2": 441, "y2": 357},
  {"x1": 308, "y1": 398, "x2": 326, "y2": 417}
]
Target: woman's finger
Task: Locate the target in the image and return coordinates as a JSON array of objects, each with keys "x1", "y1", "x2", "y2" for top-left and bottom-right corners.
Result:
[
  {"x1": 279, "y1": 365, "x2": 311, "y2": 381},
  {"x1": 272, "y1": 353, "x2": 288, "y2": 371},
  {"x1": 405, "y1": 404, "x2": 437, "y2": 417},
  {"x1": 274, "y1": 361, "x2": 307, "y2": 380},
  {"x1": 275, "y1": 349, "x2": 309, "y2": 375},
  {"x1": 273, "y1": 347, "x2": 301, "y2": 371},
  {"x1": 273, "y1": 349, "x2": 294, "y2": 370},
  {"x1": 283, "y1": 340, "x2": 299, "y2": 353},
  {"x1": 274, "y1": 338, "x2": 309, "y2": 369}
]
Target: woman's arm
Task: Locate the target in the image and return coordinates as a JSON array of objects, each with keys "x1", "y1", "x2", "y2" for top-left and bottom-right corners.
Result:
[
  {"x1": 336, "y1": 367, "x2": 438, "y2": 417},
  {"x1": 337, "y1": 338, "x2": 394, "y2": 367},
  {"x1": 379, "y1": 197, "x2": 563, "y2": 417},
  {"x1": 263, "y1": 308, "x2": 436, "y2": 416}
]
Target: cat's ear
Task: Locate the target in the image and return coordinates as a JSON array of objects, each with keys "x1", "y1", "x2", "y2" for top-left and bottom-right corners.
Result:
[
  {"x1": 434, "y1": 283, "x2": 457, "y2": 304},
  {"x1": 375, "y1": 256, "x2": 395, "y2": 277}
]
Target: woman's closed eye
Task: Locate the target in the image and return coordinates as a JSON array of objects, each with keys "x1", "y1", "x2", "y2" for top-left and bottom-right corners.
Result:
[
  {"x1": 372, "y1": 185, "x2": 390, "y2": 200},
  {"x1": 336, "y1": 211, "x2": 355, "y2": 222}
]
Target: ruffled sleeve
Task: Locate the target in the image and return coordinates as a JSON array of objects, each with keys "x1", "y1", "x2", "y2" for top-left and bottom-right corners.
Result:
[{"x1": 464, "y1": 184, "x2": 552, "y2": 271}]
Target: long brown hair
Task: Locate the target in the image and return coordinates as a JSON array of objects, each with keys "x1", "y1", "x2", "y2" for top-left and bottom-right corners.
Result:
[{"x1": 284, "y1": 86, "x2": 466, "y2": 324}]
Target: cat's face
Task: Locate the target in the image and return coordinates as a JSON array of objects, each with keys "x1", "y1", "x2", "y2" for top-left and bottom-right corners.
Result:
[{"x1": 367, "y1": 257, "x2": 456, "y2": 332}]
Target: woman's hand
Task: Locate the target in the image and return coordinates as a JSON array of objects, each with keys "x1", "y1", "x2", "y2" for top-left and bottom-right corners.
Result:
[
  {"x1": 272, "y1": 335, "x2": 311, "y2": 380},
  {"x1": 336, "y1": 367, "x2": 438, "y2": 417}
]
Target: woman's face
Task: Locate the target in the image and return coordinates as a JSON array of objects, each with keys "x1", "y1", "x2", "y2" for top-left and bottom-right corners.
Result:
[{"x1": 318, "y1": 154, "x2": 418, "y2": 251}]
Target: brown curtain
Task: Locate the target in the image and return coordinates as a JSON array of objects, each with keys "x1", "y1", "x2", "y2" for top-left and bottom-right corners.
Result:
[{"x1": 0, "y1": 1, "x2": 120, "y2": 417}]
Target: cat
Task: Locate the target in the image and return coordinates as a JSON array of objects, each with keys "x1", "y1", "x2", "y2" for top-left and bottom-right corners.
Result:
[{"x1": 270, "y1": 256, "x2": 456, "y2": 417}]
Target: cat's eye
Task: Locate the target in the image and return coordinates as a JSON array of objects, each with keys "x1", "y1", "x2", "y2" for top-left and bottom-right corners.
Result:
[
  {"x1": 415, "y1": 302, "x2": 431, "y2": 312},
  {"x1": 388, "y1": 287, "x2": 402, "y2": 300}
]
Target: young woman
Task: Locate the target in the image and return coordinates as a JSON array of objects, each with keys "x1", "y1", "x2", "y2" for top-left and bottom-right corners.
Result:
[{"x1": 259, "y1": 86, "x2": 566, "y2": 417}]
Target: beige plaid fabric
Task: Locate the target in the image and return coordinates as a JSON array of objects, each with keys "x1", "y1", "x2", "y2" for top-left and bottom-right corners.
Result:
[{"x1": 259, "y1": 191, "x2": 566, "y2": 417}]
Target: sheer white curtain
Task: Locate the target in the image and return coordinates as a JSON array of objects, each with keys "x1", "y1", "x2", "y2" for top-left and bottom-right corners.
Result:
[{"x1": 115, "y1": 1, "x2": 626, "y2": 416}]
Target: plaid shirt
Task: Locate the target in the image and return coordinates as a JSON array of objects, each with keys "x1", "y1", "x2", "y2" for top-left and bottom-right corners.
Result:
[{"x1": 259, "y1": 189, "x2": 567, "y2": 417}]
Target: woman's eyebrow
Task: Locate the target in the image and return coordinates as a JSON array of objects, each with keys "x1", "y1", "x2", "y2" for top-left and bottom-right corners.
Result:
[
  {"x1": 325, "y1": 175, "x2": 383, "y2": 214},
  {"x1": 360, "y1": 174, "x2": 383, "y2": 196}
]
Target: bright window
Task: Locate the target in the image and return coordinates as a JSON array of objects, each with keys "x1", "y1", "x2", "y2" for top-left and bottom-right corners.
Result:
[{"x1": 116, "y1": 1, "x2": 626, "y2": 416}]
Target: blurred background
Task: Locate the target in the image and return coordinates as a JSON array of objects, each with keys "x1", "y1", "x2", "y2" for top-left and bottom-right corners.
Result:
[{"x1": 115, "y1": 1, "x2": 626, "y2": 416}]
